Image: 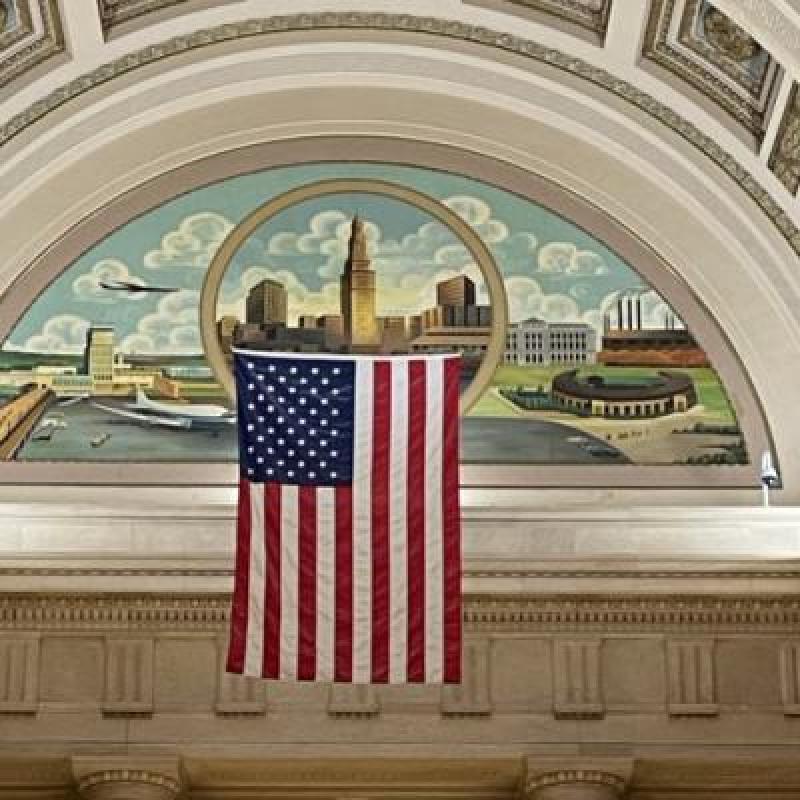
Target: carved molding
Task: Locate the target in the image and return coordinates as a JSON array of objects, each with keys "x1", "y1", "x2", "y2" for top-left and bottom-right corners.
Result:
[
  {"x1": 464, "y1": 0, "x2": 611, "y2": 37},
  {"x1": 666, "y1": 638, "x2": 718, "y2": 715},
  {"x1": 441, "y1": 637, "x2": 492, "y2": 715},
  {"x1": 769, "y1": 82, "x2": 800, "y2": 195},
  {"x1": 103, "y1": 636, "x2": 154, "y2": 714},
  {"x1": 0, "y1": 0, "x2": 64, "y2": 90},
  {"x1": 2, "y1": 594, "x2": 800, "y2": 634},
  {"x1": 524, "y1": 758, "x2": 633, "y2": 798},
  {"x1": 0, "y1": 12, "x2": 798, "y2": 266},
  {"x1": 72, "y1": 757, "x2": 182, "y2": 800},
  {"x1": 4, "y1": 564, "x2": 800, "y2": 580},
  {"x1": 96, "y1": 0, "x2": 243, "y2": 38},
  {"x1": 77, "y1": 769, "x2": 179, "y2": 799},
  {"x1": 464, "y1": 596, "x2": 800, "y2": 633},
  {"x1": 780, "y1": 641, "x2": 800, "y2": 715},
  {"x1": 552, "y1": 638, "x2": 604, "y2": 719},
  {"x1": 327, "y1": 682, "x2": 380, "y2": 717},
  {"x1": 727, "y1": 0, "x2": 800, "y2": 56},
  {"x1": 215, "y1": 635, "x2": 265, "y2": 715},
  {"x1": 643, "y1": 0, "x2": 781, "y2": 138},
  {"x1": 0, "y1": 632, "x2": 39, "y2": 713},
  {"x1": 527, "y1": 769, "x2": 627, "y2": 791}
]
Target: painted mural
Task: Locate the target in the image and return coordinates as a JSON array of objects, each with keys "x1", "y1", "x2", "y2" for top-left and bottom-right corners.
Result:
[{"x1": 0, "y1": 163, "x2": 747, "y2": 466}]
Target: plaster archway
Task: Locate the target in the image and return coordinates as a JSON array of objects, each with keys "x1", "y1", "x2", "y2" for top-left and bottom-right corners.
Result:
[{"x1": 0, "y1": 35, "x2": 792, "y2": 501}]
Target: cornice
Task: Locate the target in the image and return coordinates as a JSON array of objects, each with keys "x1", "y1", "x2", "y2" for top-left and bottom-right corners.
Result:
[
  {"x1": 2, "y1": 593, "x2": 799, "y2": 633},
  {"x1": 2, "y1": 563, "x2": 800, "y2": 580},
  {"x1": 0, "y1": 11, "x2": 797, "y2": 263}
]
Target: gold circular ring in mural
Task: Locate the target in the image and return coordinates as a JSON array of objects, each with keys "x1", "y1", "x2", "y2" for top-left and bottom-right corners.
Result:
[{"x1": 200, "y1": 178, "x2": 508, "y2": 414}]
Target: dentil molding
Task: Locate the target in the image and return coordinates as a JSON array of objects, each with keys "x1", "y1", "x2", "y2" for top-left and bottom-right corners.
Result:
[{"x1": 2, "y1": 593, "x2": 800, "y2": 633}]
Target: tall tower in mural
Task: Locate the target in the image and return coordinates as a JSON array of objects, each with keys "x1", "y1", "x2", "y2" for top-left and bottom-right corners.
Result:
[{"x1": 340, "y1": 217, "x2": 380, "y2": 351}]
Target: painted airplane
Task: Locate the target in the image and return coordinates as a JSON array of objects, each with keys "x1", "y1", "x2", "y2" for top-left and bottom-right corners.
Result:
[
  {"x1": 99, "y1": 279, "x2": 179, "y2": 293},
  {"x1": 91, "y1": 388, "x2": 235, "y2": 431}
]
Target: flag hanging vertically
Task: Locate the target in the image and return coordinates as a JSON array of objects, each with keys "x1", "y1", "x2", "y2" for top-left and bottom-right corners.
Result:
[{"x1": 226, "y1": 349, "x2": 462, "y2": 684}]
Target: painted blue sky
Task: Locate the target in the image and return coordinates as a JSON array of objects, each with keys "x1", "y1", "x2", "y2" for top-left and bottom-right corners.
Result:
[{"x1": 3, "y1": 162, "x2": 673, "y2": 355}]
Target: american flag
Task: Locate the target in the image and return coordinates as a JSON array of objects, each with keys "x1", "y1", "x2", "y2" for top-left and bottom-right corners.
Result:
[{"x1": 226, "y1": 349, "x2": 462, "y2": 684}]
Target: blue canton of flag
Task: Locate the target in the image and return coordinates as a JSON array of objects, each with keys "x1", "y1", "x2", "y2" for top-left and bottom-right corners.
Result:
[{"x1": 235, "y1": 355, "x2": 356, "y2": 486}]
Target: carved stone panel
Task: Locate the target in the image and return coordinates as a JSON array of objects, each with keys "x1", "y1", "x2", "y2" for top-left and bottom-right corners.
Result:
[
  {"x1": 0, "y1": 633, "x2": 39, "y2": 713},
  {"x1": 552, "y1": 638, "x2": 604, "y2": 718},
  {"x1": 0, "y1": 1, "x2": 64, "y2": 90},
  {"x1": 666, "y1": 638, "x2": 718, "y2": 715},
  {"x1": 644, "y1": 0, "x2": 781, "y2": 139},
  {"x1": 441, "y1": 638, "x2": 492, "y2": 715},
  {"x1": 103, "y1": 636, "x2": 154, "y2": 714},
  {"x1": 215, "y1": 636, "x2": 266, "y2": 715},
  {"x1": 327, "y1": 682, "x2": 379, "y2": 717},
  {"x1": 780, "y1": 641, "x2": 800, "y2": 715}
]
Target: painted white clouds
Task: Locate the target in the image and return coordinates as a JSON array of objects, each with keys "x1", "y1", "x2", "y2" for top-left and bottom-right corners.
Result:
[
  {"x1": 23, "y1": 315, "x2": 91, "y2": 353},
  {"x1": 120, "y1": 290, "x2": 202, "y2": 354},
  {"x1": 446, "y1": 195, "x2": 509, "y2": 243},
  {"x1": 537, "y1": 242, "x2": 609, "y2": 277},
  {"x1": 10, "y1": 192, "x2": 649, "y2": 356},
  {"x1": 144, "y1": 212, "x2": 234, "y2": 269},
  {"x1": 505, "y1": 276, "x2": 580, "y2": 325},
  {"x1": 217, "y1": 193, "x2": 625, "y2": 327},
  {"x1": 257, "y1": 195, "x2": 530, "y2": 312},
  {"x1": 72, "y1": 259, "x2": 146, "y2": 302}
]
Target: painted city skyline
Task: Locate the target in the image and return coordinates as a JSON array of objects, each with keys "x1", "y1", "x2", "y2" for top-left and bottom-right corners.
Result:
[{"x1": 0, "y1": 162, "x2": 745, "y2": 467}]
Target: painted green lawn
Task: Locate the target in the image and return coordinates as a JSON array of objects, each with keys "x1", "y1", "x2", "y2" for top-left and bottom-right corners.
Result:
[{"x1": 468, "y1": 389, "x2": 522, "y2": 417}]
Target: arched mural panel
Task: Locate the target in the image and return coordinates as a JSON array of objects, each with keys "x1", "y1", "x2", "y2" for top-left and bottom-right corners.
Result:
[{"x1": 0, "y1": 159, "x2": 752, "y2": 476}]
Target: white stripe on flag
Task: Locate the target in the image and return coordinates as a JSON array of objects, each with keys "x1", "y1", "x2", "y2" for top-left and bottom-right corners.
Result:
[
  {"x1": 244, "y1": 484, "x2": 265, "y2": 677},
  {"x1": 388, "y1": 360, "x2": 409, "y2": 683},
  {"x1": 280, "y1": 485, "x2": 299, "y2": 681},
  {"x1": 316, "y1": 487, "x2": 336, "y2": 682},
  {"x1": 424, "y1": 359, "x2": 444, "y2": 683},
  {"x1": 352, "y1": 359, "x2": 373, "y2": 684}
]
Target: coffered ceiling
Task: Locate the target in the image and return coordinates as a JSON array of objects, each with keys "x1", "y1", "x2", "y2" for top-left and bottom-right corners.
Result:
[{"x1": 0, "y1": 0, "x2": 63, "y2": 88}]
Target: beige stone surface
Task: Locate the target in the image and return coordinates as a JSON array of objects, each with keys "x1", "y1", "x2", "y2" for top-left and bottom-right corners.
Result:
[{"x1": 0, "y1": 1, "x2": 800, "y2": 796}]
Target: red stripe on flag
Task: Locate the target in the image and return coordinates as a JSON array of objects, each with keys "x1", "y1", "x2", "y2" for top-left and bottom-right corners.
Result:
[
  {"x1": 297, "y1": 486, "x2": 318, "y2": 681},
  {"x1": 406, "y1": 360, "x2": 427, "y2": 682},
  {"x1": 371, "y1": 361, "x2": 392, "y2": 683},
  {"x1": 442, "y1": 357, "x2": 462, "y2": 683},
  {"x1": 227, "y1": 479, "x2": 252, "y2": 673},
  {"x1": 335, "y1": 485, "x2": 353, "y2": 682},
  {"x1": 264, "y1": 482, "x2": 282, "y2": 680}
]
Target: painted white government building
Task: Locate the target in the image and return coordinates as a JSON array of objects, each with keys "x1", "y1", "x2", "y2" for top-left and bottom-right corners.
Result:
[{"x1": 504, "y1": 317, "x2": 597, "y2": 365}]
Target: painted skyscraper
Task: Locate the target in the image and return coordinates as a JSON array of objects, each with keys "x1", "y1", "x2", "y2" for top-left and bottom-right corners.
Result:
[
  {"x1": 340, "y1": 217, "x2": 380, "y2": 350},
  {"x1": 246, "y1": 278, "x2": 288, "y2": 326}
]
